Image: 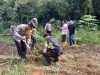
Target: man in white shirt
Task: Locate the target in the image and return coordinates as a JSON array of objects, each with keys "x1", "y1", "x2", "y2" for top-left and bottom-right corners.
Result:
[{"x1": 45, "y1": 21, "x2": 53, "y2": 36}]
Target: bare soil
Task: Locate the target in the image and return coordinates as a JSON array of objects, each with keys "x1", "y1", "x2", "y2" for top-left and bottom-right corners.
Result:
[{"x1": 0, "y1": 44, "x2": 100, "y2": 75}]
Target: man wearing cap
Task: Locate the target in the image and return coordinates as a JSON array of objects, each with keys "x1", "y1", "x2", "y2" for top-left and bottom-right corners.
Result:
[
  {"x1": 13, "y1": 19, "x2": 38, "y2": 59},
  {"x1": 43, "y1": 34, "x2": 62, "y2": 65}
]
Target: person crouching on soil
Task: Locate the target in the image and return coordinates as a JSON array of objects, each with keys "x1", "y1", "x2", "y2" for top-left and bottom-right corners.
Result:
[
  {"x1": 43, "y1": 34, "x2": 62, "y2": 65},
  {"x1": 13, "y1": 19, "x2": 38, "y2": 59}
]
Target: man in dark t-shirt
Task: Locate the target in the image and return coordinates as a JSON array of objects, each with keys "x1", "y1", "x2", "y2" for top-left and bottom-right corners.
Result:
[{"x1": 68, "y1": 21, "x2": 76, "y2": 46}]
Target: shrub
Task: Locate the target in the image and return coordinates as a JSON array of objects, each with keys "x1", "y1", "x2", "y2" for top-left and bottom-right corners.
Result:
[{"x1": 78, "y1": 15, "x2": 99, "y2": 31}]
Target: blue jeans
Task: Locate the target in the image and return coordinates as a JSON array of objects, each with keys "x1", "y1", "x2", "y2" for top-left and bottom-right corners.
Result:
[{"x1": 69, "y1": 35, "x2": 75, "y2": 46}]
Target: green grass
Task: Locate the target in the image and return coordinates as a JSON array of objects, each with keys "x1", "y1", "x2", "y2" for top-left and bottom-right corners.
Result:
[
  {"x1": 0, "y1": 58, "x2": 26, "y2": 75},
  {"x1": 75, "y1": 29, "x2": 100, "y2": 45},
  {"x1": 0, "y1": 26, "x2": 100, "y2": 46},
  {"x1": 0, "y1": 27, "x2": 100, "y2": 75},
  {"x1": 0, "y1": 36, "x2": 14, "y2": 45},
  {"x1": 8, "y1": 65, "x2": 26, "y2": 75}
]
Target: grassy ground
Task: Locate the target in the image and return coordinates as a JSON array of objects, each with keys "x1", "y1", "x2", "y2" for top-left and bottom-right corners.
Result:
[
  {"x1": 0, "y1": 28, "x2": 100, "y2": 75},
  {"x1": 0, "y1": 44, "x2": 100, "y2": 75}
]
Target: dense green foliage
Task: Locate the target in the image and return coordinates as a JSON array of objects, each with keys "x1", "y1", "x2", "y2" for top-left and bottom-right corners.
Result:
[
  {"x1": 0, "y1": 1, "x2": 100, "y2": 75},
  {"x1": 0, "y1": 26, "x2": 100, "y2": 46},
  {"x1": 78, "y1": 15, "x2": 99, "y2": 30},
  {"x1": 0, "y1": 0, "x2": 100, "y2": 31}
]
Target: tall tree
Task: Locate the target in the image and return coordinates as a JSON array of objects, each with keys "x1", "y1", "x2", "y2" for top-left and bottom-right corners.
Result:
[{"x1": 93, "y1": 0, "x2": 100, "y2": 19}]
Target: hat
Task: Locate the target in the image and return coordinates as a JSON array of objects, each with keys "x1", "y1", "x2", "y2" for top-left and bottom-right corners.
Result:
[
  {"x1": 43, "y1": 33, "x2": 50, "y2": 37},
  {"x1": 28, "y1": 21, "x2": 36, "y2": 28},
  {"x1": 33, "y1": 18, "x2": 38, "y2": 22},
  {"x1": 28, "y1": 18, "x2": 38, "y2": 28},
  {"x1": 69, "y1": 20, "x2": 74, "y2": 25},
  {"x1": 33, "y1": 18, "x2": 38, "y2": 25}
]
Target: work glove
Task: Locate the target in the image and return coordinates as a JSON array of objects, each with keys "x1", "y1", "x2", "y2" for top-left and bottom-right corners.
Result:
[{"x1": 43, "y1": 49, "x2": 47, "y2": 53}]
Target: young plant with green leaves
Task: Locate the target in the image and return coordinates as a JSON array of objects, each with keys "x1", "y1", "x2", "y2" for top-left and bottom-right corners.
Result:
[{"x1": 79, "y1": 15, "x2": 99, "y2": 30}]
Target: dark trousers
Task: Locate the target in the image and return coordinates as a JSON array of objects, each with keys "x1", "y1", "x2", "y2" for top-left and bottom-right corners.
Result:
[
  {"x1": 46, "y1": 30, "x2": 51, "y2": 36},
  {"x1": 69, "y1": 35, "x2": 75, "y2": 46},
  {"x1": 14, "y1": 40, "x2": 27, "y2": 59},
  {"x1": 31, "y1": 38, "x2": 36, "y2": 50},
  {"x1": 62, "y1": 35, "x2": 66, "y2": 42},
  {"x1": 43, "y1": 49, "x2": 59, "y2": 63}
]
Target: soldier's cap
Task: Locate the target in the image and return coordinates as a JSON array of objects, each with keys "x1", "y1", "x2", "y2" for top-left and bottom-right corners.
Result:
[
  {"x1": 28, "y1": 21, "x2": 36, "y2": 28},
  {"x1": 43, "y1": 33, "x2": 50, "y2": 37}
]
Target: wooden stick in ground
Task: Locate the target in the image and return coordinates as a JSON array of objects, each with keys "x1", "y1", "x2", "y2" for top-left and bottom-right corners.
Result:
[{"x1": 22, "y1": 40, "x2": 33, "y2": 56}]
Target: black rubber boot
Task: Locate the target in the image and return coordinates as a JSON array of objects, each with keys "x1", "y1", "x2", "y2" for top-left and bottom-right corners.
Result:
[{"x1": 53, "y1": 58, "x2": 59, "y2": 63}]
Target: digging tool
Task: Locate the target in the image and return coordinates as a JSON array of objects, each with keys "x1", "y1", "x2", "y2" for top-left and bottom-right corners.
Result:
[
  {"x1": 43, "y1": 42, "x2": 48, "y2": 53},
  {"x1": 23, "y1": 39, "x2": 41, "y2": 61},
  {"x1": 22, "y1": 39, "x2": 36, "y2": 62},
  {"x1": 22, "y1": 39, "x2": 33, "y2": 56}
]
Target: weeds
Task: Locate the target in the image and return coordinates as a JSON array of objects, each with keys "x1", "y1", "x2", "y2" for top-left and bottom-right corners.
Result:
[
  {"x1": 0, "y1": 36, "x2": 14, "y2": 45},
  {"x1": 0, "y1": 26, "x2": 100, "y2": 75},
  {"x1": 75, "y1": 29, "x2": 100, "y2": 44}
]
